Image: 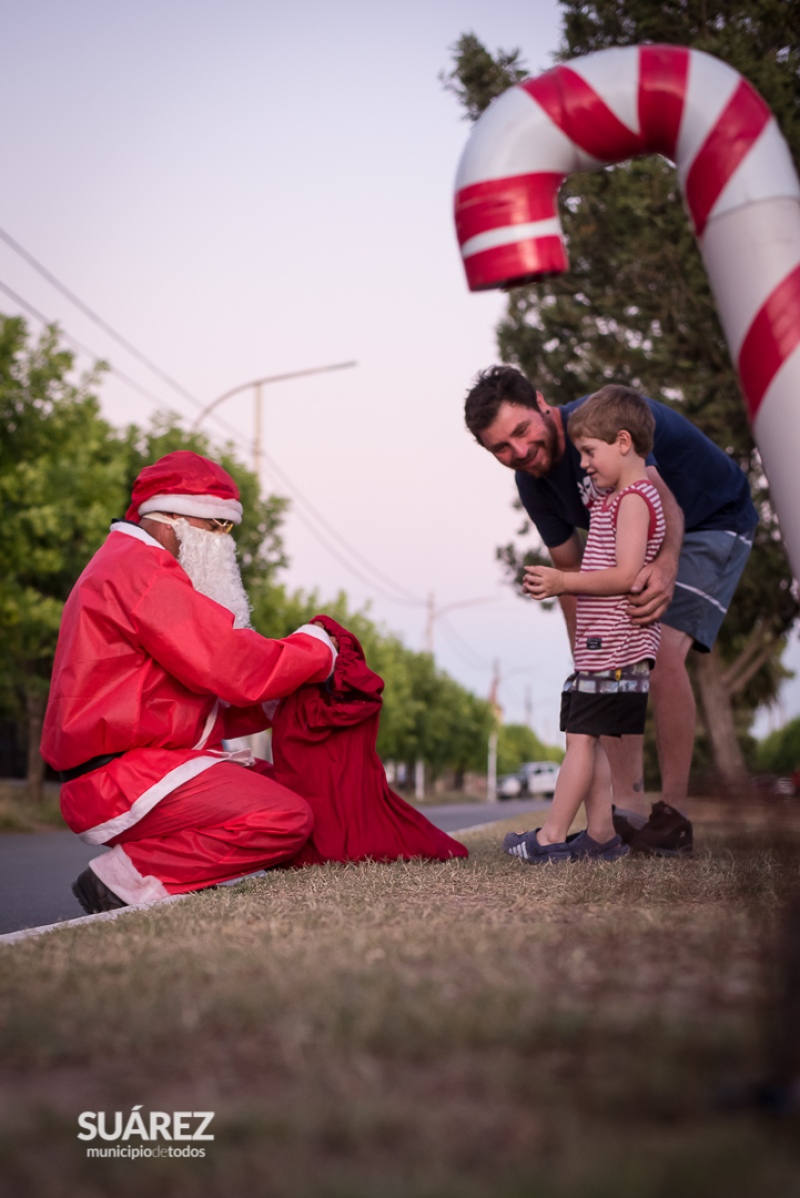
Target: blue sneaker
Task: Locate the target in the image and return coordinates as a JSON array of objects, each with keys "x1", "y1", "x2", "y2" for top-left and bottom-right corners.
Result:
[
  {"x1": 568, "y1": 830, "x2": 630, "y2": 862},
  {"x1": 503, "y1": 828, "x2": 572, "y2": 865}
]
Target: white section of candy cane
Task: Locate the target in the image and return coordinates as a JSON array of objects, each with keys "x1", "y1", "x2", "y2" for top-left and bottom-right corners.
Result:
[
  {"x1": 674, "y1": 51, "x2": 742, "y2": 178},
  {"x1": 454, "y1": 84, "x2": 598, "y2": 191},
  {"x1": 703, "y1": 198, "x2": 800, "y2": 555},
  {"x1": 703, "y1": 201, "x2": 800, "y2": 355}
]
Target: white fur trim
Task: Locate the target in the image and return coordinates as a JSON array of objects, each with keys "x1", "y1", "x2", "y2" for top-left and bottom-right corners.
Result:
[
  {"x1": 79, "y1": 750, "x2": 255, "y2": 845},
  {"x1": 138, "y1": 492, "x2": 243, "y2": 524},
  {"x1": 292, "y1": 623, "x2": 337, "y2": 675},
  {"x1": 109, "y1": 522, "x2": 163, "y2": 548},
  {"x1": 90, "y1": 847, "x2": 171, "y2": 906}
]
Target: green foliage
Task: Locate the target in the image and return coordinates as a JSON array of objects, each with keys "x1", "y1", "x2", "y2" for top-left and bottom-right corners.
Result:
[
  {"x1": 497, "y1": 722, "x2": 564, "y2": 775},
  {"x1": 755, "y1": 715, "x2": 800, "y2": 773},
  {"x1": 446, "y1": 3, "x2": 800, "y2": 741},
  {"x1": 0, "y1": 319, "x2": 125, "y2": 724},
  {"x1": 440, "y1": 32, "x2": 529, "y2": 122}
]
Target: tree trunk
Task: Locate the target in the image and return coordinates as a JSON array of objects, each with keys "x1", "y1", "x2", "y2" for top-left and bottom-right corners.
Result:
[
  {"x1": 693, "y1": 646, "x2": 749, "y2": 795},
  {"x1": 25, "y1": 687, "x2": 46, "y2": 804}
]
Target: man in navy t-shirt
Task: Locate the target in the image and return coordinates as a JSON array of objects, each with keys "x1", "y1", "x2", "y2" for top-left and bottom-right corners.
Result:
[{"x1": 464, "y1": 366, "x2": 757, "y2": 849}]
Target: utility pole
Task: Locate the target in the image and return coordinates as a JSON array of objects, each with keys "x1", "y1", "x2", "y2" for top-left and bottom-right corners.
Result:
[
  {"x1": 487, "y1": 659, "x2": 502, "y2": 803},
  {"x1": 425, "y1": 591, "x2": 435, "y2": 655},
  {"x1": 253, "y1": 380, "x2": 263, "y2": 479},
  {"x1": 420, "y1": 591, "x2": 498, "y2": 803}
]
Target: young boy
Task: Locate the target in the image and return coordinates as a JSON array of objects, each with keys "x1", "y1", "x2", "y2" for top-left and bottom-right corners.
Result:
[{"x1": 504, "y1": 385, "x2": 666, "y2": 865}]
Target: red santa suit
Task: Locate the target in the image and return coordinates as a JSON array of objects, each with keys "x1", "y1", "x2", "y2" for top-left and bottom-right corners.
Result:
[{"x1": 41, "y1": 520, "x2": 335, "y2": 905}]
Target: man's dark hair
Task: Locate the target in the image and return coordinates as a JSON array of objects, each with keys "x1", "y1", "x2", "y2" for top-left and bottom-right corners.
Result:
[{"x1": 464, "y1": 365, "x2": 541, "y2": 441}]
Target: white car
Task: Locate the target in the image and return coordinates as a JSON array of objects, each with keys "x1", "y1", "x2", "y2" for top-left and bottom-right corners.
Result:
[
  {"x1": 496, "y1": 772, "x2": 524, "y2": 799},
  {"x1": 497, "y1": 761, "x2": 560, "y2": 800}
]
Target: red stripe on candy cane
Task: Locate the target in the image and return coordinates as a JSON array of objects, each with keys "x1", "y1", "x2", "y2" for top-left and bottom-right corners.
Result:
[
  {"x1": 685, "y1": 80, "x2": 773, "y2": 235},
  {"x1": 462, "y1": 238, "x2": 568, "y2": 292},
  {"x1": 737, "y1": 263, "x2": 800, "y2": 422},
  {"x1": 638, "y1": 44, "x2": 689, "y2": 160},
  {"x1": 521, "y1": 67, "x2": 644, "y2": 162},
  {"x1": 455, "y1": 173, "x2": 565, "y2": 247}
]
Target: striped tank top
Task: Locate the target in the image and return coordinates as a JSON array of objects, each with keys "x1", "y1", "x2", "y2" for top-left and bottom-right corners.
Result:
[{"x1": 574, "y1": 480, "x2": 666, "y2": 672}]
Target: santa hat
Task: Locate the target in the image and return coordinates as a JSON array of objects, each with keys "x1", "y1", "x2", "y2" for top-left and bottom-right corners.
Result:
[{"x1": 125, "y1": 451, "x2": 244, "y2": 524}]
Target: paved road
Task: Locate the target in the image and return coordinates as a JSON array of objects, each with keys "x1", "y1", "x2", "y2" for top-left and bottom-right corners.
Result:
[{"x1": 0, "y1": 798, "x2": 547, "y2": 936}]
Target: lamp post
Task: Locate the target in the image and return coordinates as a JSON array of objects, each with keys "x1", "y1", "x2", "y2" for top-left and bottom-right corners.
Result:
[
  {"x1": 417, "y1": 592, "x2": 499, "y2": 801},
  {"x1": 192, "y1": 361, "x2": 357, "y2": 477},
  {"x1": 487, "y1": 661, "x2": 540, "y2": 803}
]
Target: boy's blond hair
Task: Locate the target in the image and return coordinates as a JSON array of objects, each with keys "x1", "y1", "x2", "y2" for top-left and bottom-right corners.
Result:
[{"x1": 567, "y1": 385, "x2": 655, "y2": 457}]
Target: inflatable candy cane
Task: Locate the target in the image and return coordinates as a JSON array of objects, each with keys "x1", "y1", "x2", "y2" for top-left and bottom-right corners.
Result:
[{"x1": 454, "y1": 44, "x2": 800, "y2": 578}]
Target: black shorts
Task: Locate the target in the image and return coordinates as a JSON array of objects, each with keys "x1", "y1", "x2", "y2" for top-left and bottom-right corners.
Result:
[{"x1": 559, "y1": 663, "x2": 650, "y2": 738}]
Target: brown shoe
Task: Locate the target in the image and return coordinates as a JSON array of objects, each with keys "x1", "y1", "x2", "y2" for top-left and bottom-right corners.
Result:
[
  {"x1": 612, "y1": 805, "x2": 648, "y2": 844},
  {"x1": 72, "y1": 868, "x2": 127, "y2": 914},
  {"x1": 629, "y1": 801, "x2": 693, "y2": 857}
]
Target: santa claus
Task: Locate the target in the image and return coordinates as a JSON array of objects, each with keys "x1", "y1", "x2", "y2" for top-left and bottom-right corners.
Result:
[{"x1": 41, "y1": 450, "x2": 337, "y2": 914}]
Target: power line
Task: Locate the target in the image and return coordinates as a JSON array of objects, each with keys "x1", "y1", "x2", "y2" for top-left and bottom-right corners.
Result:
[
  {"x1": 0, "y1": 279, "x2": 188, "y2": 419},
  {"x1": 0, "y1": 223, "x2": 207, "y2": 415},
  {"x1": 281, "y1": 499, "x2": 426, "y2": 607},
  {"x1": 256, "y1": 445, "x2": 424, "y2": 606},
  {"x1": 0, "y1": 276, "x2": 264, "y2": 469},
  {"x1": 435, "y1": 612, "x2": 496, "y2": 671},
  {"x1": 0, "y1": 234, "x2": 424, "y2": 605}
]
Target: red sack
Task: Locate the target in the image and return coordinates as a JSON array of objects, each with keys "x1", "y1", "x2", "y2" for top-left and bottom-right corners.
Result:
[{"x1": 271, "y1": 616, "x2": 468, "y2": 865}]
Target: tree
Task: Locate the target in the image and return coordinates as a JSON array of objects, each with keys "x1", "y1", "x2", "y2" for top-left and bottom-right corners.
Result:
[
  {"x1": 756, "y1": 716, "x2": 800, "y2": 774},
  {"x1": 0, "y1": 317, "x2": 128, "y2": 798},
  {"x1": 497, "y1": 723, "x2": 563, "y2": 776},
  {"x1": 445, "y1": 4, "x2": 800, "y2": 788}
]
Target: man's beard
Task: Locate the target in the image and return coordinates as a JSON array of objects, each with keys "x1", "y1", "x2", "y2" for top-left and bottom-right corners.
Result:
[
  {"x1": 511, "y1": 415, "x2": 561, "y2": 476},
  {"x1": 174, "y1": 520, "x2": 252, "y2": 629}
]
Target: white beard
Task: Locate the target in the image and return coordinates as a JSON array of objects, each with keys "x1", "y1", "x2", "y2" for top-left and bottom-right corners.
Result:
[{"x1": 174, "y1": 520, "x2": 252, "y2": 629}]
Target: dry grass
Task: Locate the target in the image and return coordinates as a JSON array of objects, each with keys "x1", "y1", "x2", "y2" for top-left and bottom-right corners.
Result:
[
  {"x1": 0, "y1": 781, "x2": 66, "y2": 832},
  {"x1": 1, "y1": 798, "x2": 799, "y2": 1197}
]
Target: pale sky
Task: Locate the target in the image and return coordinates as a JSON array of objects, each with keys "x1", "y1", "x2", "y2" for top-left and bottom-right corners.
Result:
[{"x1": 2, "y1": 0, "x2": 796, "y2": 743}]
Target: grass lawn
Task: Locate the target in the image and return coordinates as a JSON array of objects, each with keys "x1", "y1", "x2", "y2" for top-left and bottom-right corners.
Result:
[{"x1": 1, "y1": 798, "x2": 799, "y2": 1197}]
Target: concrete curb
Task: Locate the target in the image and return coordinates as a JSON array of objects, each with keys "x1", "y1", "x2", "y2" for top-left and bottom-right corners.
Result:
[{"x1": 0, "y1": 895, "x2": 189, "y2": 945}]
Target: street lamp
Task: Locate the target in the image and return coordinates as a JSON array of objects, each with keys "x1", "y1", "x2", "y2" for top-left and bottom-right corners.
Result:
[{"x1": 192, "y1": 361, "x2": 357, "y2": 476}]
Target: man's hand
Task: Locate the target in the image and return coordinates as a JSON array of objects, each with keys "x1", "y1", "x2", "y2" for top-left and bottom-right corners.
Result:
[
  {"x1": 627, "y1": 558, "x2": 677, "y2": 625},
  {"x1": 311, "y1": 619, "x2": 339, "y2": 651},
  {"x1": 524, "y1": 565, "x2": 566, "y2": 599}
]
